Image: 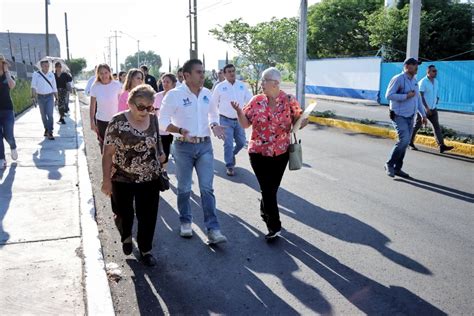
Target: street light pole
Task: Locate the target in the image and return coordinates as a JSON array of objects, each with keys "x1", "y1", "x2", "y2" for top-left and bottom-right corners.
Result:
[
  {"x1": 7, "y1": 30, "x2": 13, "y2": 59},
  {"x1": 137, "y1": 40, "x2": 140, "y2": 67},
  {"x1": 406, "y1": 0, "x2": 421, "y2": 59},
  {"x1": 65, "y1": 12, "x2": 70, "y2": 61},
  {"x1": 296, "y1": 0, "x2": 308, "y2": 109},
  {"x1": 45, "y1": 0, "x2": 50, "y2": 56}
]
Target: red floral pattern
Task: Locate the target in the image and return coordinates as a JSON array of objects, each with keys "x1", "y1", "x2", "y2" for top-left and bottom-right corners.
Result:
[{"x1": 243, "y1": 90, "x2": 302, "y2": 157}]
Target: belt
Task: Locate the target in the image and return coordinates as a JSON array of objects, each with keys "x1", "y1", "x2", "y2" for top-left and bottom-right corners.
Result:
[
  {"x1": 220, "y1": 114, "x2": 237, "y2": 121},
  {"x1": 176, "y1": 136, "x2": 210, "y2": 143}
]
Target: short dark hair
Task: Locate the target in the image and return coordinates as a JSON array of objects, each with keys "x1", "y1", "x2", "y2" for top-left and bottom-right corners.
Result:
[
  {"x1": 428, "y1": 65, "x2": 436, "y2": 70},
  {"x1": 223, "y1": 64, "x2": 235, "y2": 73},
  {"x1": 54, "y1": 62, "x2": 62, "y2": 68},
  {"x1": 161, "y1": 72, "x2": 177, "y2": 84},
  {"x1": 177, "y1": 67, "x2": 183, "y2": 73},
  {"x1": 182, "y1": 59, "x2": 202, "y2": 74},
  {"x1": 140, "y1": 65, "x2": 149, "y2": 71},
  {"x1": 119, "y1": 71, "x2": 126, "y2": 76}
]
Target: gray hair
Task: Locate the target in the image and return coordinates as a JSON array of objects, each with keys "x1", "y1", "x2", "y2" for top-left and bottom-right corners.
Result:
[{"x1": 261, "y1": 67, "x2": 281, "y2": 83}]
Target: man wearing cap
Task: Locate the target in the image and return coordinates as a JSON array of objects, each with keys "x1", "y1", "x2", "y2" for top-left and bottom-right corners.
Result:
[
  {"x1": 409, "y1": 65, "x2": 454, "y2": 153},
  {"x1": 31, "y1": 59, "x2": 58, "y2": 140},
  {"x1": 384, "y1": 57, "x2": 427, "y2": 178}
]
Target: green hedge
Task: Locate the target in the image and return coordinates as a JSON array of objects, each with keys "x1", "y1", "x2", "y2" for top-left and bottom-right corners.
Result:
[{"x1": 11, "y1": 79, "x2": 33, "y2": 115}]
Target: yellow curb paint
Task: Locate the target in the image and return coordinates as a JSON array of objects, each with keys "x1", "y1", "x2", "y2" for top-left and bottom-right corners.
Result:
[{"x1": 309, "y1": 116, "x2": 473, "y2": 158}]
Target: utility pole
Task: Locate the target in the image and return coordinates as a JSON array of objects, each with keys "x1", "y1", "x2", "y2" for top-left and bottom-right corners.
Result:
[
  {"x1": 45, "y1": 0, "x2": 50, "y2": 56},
  {"x1": 115, "y1": 31, "x2": 119, "y2": 73},
  {"x1": 33, "y1": 47, "x2": 37, "y2": 63},
  {"x1": 406, "y1": 0, "x2": 421, "y2": 59},
  {"x1": 65, "y1": 12, "x2": 70, "y2": 61},
  {"x1": 188, "y1": 0, "x2": 198, "y2": 59},
  {"x1": 225, "y1": 51, "x2": 229, "y2": 65},
  {"x1": 296, "y1": 0, "x2": 308, "y2": 109},
  {"x1": 28, "y1": 43, "x2": 32, "y2": 65},
  {"x1": 19, "y1": 38, "x2": 25, "y2": 63},
  {"x1": 7, "y1": 30, "x2": 13, "y2": 59},
  {"x1": 202, "y1": 54, "x2": 205, "y2": 70},
  {"x1": 169, "y1": 58, "x2": 171, "y2": 72},
  {"x1": 137, "y1": 40, "x2": 140, "y2": 67}
]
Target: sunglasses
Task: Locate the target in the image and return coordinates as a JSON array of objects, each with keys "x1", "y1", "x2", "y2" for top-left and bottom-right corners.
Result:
[{"x1": 134, "y1": 103, "x2": 155, "y2": 112}]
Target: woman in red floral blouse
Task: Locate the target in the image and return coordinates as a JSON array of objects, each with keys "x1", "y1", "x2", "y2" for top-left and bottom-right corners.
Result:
[{"x1": 231, "y1": 67, "x2": 308, "y2": 240}]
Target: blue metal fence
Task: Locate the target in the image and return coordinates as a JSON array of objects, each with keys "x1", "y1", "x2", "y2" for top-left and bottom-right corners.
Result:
[{"x1": 379, "y1": 61, "x2": 474, "y2": 113}]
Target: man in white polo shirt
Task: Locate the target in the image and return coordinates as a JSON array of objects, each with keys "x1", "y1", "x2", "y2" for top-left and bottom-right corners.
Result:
[
  {"x1": 409, "y1": 65, "x2": 453, "y2": 153},
  {"x1": 31, "y1": 59, "x2": 58, "y2": 140},
  {"x1": 211, "y1": 64, "x2": 253, "y2": 176},
  {"x1": 159, "y1": 59, "x2": 228, "y2": 245}
]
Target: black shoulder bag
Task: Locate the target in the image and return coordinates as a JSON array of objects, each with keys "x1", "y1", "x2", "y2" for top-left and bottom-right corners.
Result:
[{"x1": 152, "y1": 115, "x2": 170, "y2": 191}]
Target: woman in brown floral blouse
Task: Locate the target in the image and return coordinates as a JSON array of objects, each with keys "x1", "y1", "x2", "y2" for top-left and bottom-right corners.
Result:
[{"x1": 101, "y1": 84, "x2": 165, "y2": 266}]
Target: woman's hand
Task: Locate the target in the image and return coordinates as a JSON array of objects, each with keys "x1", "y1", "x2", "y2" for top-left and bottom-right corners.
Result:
[
  {"x1": 158, "y1": 153, "x2": 166, "y2": 164},
  {"x1": 230, "y1": 101, "x2": 241, "y2": 113},
  {"x1": 91, "y1": 121, "x2": 99, "y2": 134},
  {"x1": 101, "y1": 179, "x2": 112, "y2": 196}
]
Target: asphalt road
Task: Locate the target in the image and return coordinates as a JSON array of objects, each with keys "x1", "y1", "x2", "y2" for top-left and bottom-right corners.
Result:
[{"x1": 79, "y1": 92, "x2": 473, "y2": 315}]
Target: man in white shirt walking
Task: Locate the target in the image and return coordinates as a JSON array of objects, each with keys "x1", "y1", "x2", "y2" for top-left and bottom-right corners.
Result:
[
  {"x1": 31, "y1": 59, "x2": 58, "y2": 140},
  {"x1": 409, "y1": 65, "x2": 453, "y2": 153},
  {"x1": 159, "y1": 59, "x2": 228, "y2": 245},
  {"x1": 211, "y1": 64, "x2": 253, "y2": 176}
]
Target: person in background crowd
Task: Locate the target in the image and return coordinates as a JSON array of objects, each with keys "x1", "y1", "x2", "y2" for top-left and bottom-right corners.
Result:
[
  {"x1": 211, "y1": 69, "x2": 225, "y2": 91},
  {"x1": 0, "y1": 55, "x2": 18, "y2": 169},
  {"x1": 31, "y1": 59, "x2": 58, "y2": 140},
  {"x1": 54, "y1": 62, "x2": 72, "y2": 124},
  {"x1": 384, "y1": 57, "x2": 427, "y2": 178},
  {"x1": 101, "y1": 84, "x2": 166, "y2": 266},
  {"x1": 231, "y1": 67, "x2": 307, "y2": 240},
  {"x1": 409, "y1": 65, "x2": 454, "y2": 153},
  {"x1": 89, "y1": 63, "x2": 122, "y2": 152},
  {"x1": 159, "y1": 59, "x2": 228, "y2": 245},
  {"x1": 211, "y1": 64, "x2": 252, "y2": 176},
  {"x1": 118, "y1": 71, "x2": 127, "y2": 85},
  {"x1": 118, "y1": 69, "x2": 144, "y2": 112},
  {"x1": 176, "y1": 67, "x2": 184, "y2": 87},
  {"x1": 85, "y1": 66, "x2": 97, "y2": 96},
  {"x1": 140, "y1": 65, "x2": 159, "y2": 92},
  {"x1": 153, "y1": 73, "x2": 177, "y2": 169},
  {"x1": 157, "y1": 72, "x2": 165, "y2": 92},
  {"x1": 113, "y1": 73, "x2": 118, "y2": 81}
]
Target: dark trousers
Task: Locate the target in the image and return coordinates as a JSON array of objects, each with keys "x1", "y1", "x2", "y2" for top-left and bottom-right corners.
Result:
[
  {"x1": 411, "y1": 109, "x2": 445, "y2": 147},
  {"x1": 96, "y1": 119, "x2": 109, "y2": 153},
  {"x1": 57, "y1": 88, "x2": 68, "y2": 118},
  {"x1": 160, "y1": 134, "x2": 173, "y2": 163},
  {"x1": 111, "y1": 180, "x2": 160, "y2": 253},
  {"x1": 249, "y1": 151, "x2": 289, "y2": 233}
]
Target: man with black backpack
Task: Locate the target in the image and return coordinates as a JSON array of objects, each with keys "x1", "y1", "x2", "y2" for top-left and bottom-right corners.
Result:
[{"x1": 31, "y1": 59, "x2": 58, "y2": 140}]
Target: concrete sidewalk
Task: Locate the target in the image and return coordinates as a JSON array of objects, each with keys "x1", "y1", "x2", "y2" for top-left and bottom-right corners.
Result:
[{"x1": 0, "y1": 97, "x2": 113, "y2": 314}]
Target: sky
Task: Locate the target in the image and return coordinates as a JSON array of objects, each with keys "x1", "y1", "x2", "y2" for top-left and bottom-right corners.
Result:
[{"x1": 1, "y1": 0, "x2": 320, "y2": 72}]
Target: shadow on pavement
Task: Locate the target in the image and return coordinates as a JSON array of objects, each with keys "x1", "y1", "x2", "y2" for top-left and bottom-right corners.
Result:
[
  {"x1": 0, "y1": 163, "x2": 16, "y2": 246},
  {"x1": 394, "y1": 177, "x2": 474, "y2": 203},
  {"x1": 213, "y1": 158, "x2": 432, "y2": 276}
]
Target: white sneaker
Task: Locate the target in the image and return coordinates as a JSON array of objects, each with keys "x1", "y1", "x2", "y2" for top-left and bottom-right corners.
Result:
[
  {"x1": 11, "y1": 149, "x2": 18, "y2": 161},
  {"x1": 180, "y1": 223, "x2": 193, "y2": 237},
  {"x1": 0, "y1": 159, "x2": 6, "y2": 169},
  {"x1": 207, "y1": 230, "x2": 228, "y2": 244}
]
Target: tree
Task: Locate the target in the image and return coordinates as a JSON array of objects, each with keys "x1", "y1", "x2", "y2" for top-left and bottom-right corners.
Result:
[
  {"x1": 307, "y1": 0, "x2": 383, "y2": 59},
  {"x1": 363, "y1": 0, "x2": 472, "y2": 61},
  {"x1": 66, "y1": 58, "x2": 87, "y2": 77},
  {"x1": 210, "y1": 17, "x2": 298, "y2": 94},
  {"x1": 122, "y1": 50, "x2": 162, "y2": 76}
]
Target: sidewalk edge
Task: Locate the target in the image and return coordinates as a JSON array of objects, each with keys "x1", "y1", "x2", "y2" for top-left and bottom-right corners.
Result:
[
  {"x1": 75, "y1": 97, "x2": 115, "y2": 315},
  {"x1": 309, "y1": 116, "x2": 473, "y2": 158}
]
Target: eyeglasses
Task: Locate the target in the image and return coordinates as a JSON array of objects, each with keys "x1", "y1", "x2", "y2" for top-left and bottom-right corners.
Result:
[
  {"x1": 134, "y1": 103, "x2": 155, "y2": 112},
  {"x1": 261, "y1": 78, "x2": 279, "y2": 84}
]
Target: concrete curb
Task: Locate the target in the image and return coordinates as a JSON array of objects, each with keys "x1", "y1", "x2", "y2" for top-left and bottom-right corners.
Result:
[
  {"x1": 75, "y1": 97, "x2": 115, "y2": 315},
  {"x1": 309, "y1": 116, "x2": 474, "y2": 158}
]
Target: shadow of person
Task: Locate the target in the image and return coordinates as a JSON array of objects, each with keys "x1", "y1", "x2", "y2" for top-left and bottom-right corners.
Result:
[
  {"x1": 394, "y1": 177, "x2": 474, "y2": 203},
  {"x1": 125, "y1": 192, "x2": 332, "y2": 315},
  {"x1": 0, "y1": 163, "x2": 16, "y2": 247},
  {"x1": 213, "y1": 159, "x2": 432, "y2": 275}
]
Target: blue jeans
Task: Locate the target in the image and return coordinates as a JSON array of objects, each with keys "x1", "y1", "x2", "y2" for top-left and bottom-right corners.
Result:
[
  {"x1": 0, "y1": 110, "x2": 17, "y2": 160},
  {"x1": 37, "y1": 94, "x2": 54, "y2": 133},
  {"x1": 387, "y1": 115, "x2": 415, "y2": 171},
  {"x1": 220, "y1": 115, "x2": 246, "y2": 168},
  {"x1": 173, "y1": 139, "x2": 220, "y2": 231}
]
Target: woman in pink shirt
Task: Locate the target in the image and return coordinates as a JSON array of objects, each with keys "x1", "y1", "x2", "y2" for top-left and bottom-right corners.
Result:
[
  {"x1": 153, "y1": 73, "x2": 177, "y2": 169},
  {"x1": 118, "y1": 68, "x2": 144, "y2": 112}
]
